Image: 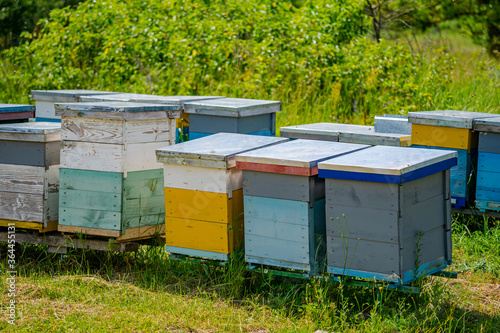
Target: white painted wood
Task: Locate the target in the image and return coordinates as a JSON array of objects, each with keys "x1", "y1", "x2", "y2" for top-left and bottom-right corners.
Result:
[
  {"x1": 163, "y1": 164, "x2": 242, "y2": 193},
  {"x1": 0, "y1": 192, "x2": 43, "y2": 222},
  {"x1": 0, "y1": 164, "x2": 45, "y2": 194},
  {"x1": 45, "y1": 165, "x2": 60, "y2": 194},
  {"x1": 61, "y1": 141, "x2": 169, "y2": 173},
  {"x1": 57, "y1": 110, "x2": 180, "y2": 120},
  {"x1": 62, "y1": 117, "x2": 174, "y2": 144},
  {"x1": 35, "y1": 101, "x2": 58, "y2": 119}
]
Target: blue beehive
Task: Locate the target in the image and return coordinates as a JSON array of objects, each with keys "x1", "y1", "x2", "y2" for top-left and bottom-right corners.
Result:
[
  {"x1": 236, "y1": 140, "x2": 369, "y2": 273},
  {"x1": 318, "y1": 146, "x2": 457, "y2": 284},
  {"x1": 184, "y1": 98, "x2": 280, "y2": 140},
  {"x1": 474, "y1": 116, "x2": 500, "y2": 212},
  {"x1": 0, "y1": 104, "x2": 35, "y2": 123}
]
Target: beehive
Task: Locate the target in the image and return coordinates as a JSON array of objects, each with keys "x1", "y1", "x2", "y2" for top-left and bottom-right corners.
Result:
[
  {"x1": 0, "y1": 122, "x2": 61, "y2": 232},
  {"x1": 184, "y1": 98, "x2": 281, "y2": 140},
  {"x1": 156, "y1": 133, "x2": 288, "y2": 261},
  {"x1": 31, "y1": 90, "x2": 118, "y2": 122},
  {"x1": 55, "y1": 102, "x2": 181, "y2": 241},
  {"x1": 409, "y1": 110, "x2": 493, "y2": 209},
  {"x1": 474, "y1": 116, "x2": 500, "y2": 212},
  {"x1": 235, "y1": 140, "x2": 369, "y2": 273},
  {"x1": 0, "y1": 104, "x2": 35, "y2": 123},
  {"x1": 279, "y1": 123, "x2": 410, "y2": 146},
  {"x1": 374, "y1": 115, "x2": 412, "y2": 135},
  {"x1": 80, "y1": 93, "x2": 223, "y2": 142},
  {"x1": 318, "y1": 146, "x2": 457, "y2": 284}
]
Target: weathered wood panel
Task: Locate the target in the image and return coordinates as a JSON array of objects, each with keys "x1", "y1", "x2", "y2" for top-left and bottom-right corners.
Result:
[
  {"x1": 164, "y1": 164, "x2": 241, "y2": 193},
  {"x1": 58, "y1": 207, "x2": 121, "y2": 230},
  {"x1": 116, "y1": 223, "x2": 165, "y2": 242},
  {"x1": 478, "y1": 152, "x2": 500, "y2": 173},
  {"x1": 246, "y1": 234, "x2": 310, "y2": 264},
  {"x1": 62, "y1": 117, "x2": 173, "y2": 144},
  {"x1": 164, "y1": 188, "x2": 242, "y2": 224},
  {"x1": 58, "y1": 224, "x2": 121, "y2": 238},
  {"x1": 59, "y1": 189, "x2": 122, "y2": 211},
  {"x1": 327, "y1": 236, "x2": 400, "y2": 276},
  {"x1": 478, "y1": 132, "x2": 500, "y2": 154},
  {"x1": 122, "y1": 214, "x2": 165, "y2": 230},
  {"x1": 123, "y1": 169, "x2": 164, "y2": 198},
  {"x1": 124, "y1": 142, "x2": 167, "y2": 172},
  {"x1": 44, "y1": 192, "x2": 59, "y2": 223},
  {"x1": 245, "y1": 218, "x2": 309, "y2": 242},
  {"x1": 188, "y1": 114, "x2": 238, "y2": 133},
  {"x1": 59, "y1": 168, "x2": 122, "y2": 193},
  {"x1": 123, "y1": 196, "x2": 164, "y2": 217},
  {"x1": 0, "y1": 164, "x2": 45, "y2": 194},
  {"x1": 0, "y1": 192, "x2": 43, "y2": 222},
  {"x1": 374, "y1": 115, "x2": 412, "y2": 135},
  {"x1": 476, "y1": 186, "x2": 500, "y2": 201},
  {"x1": 238, "y1": 113, "x2": 273, "y2": 133},
  {"x1": 401, "y1": 226, "x2": 446, "y2": 272},
  {"x1": 0, "y1": 141, "x2": 45, "y2": 166},
  {"x1": 244, "y1": 195, "x2": 309, "y2": 226},
  {"x1": 400, "y1": 194, "x2": 446, "y2": 239},
  {"x1": 477, "y1": 171, "x2": 500, "y2": 190},
  {"x1": 411, "y1": 124, "x2": 475, "y2": 150},
  {"x1": 243, "y1": 171, "x2": 324, "y2": 202},
  {"x1": 35, "y1": 101, "x2": 58, "y2": 119}
]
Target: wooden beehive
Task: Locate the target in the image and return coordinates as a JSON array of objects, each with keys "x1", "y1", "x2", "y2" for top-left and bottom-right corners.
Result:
[
  {"x1": 235, "y1": 140, "x2": 369, "y2": 273},
  {"x1": 474, "y1": 116, "x2": 500, "y2": 212},
  {"x1": 0, "y1": 104, "x2": 35, "y2": 123},
  {"x1": 408, "y1": 110, "x2": 494, "y2": 209},
  {"x1": 80, "y1": 93, "x2": 223, "y2": 142},
  {"x1": 0, "y1": 122, "x2": 61, "y2": 232},
  {"x1": 156, "y1": 133, "x2": 288, "y2": 261},
  {"x1": 55, "y1": 102, "x2": 181, "y2": 241},
  {"x1": 374, "y1": 115, "x2": 412, "y2": 135},
  {"x1": 31, "y1": 90, "x2": 118, "y2": 122},
  {"x1": 279, "y1": 123, "x2": 411, "y2": 146},
  {"x1": 318, "y1": 146, "x2": 457, "y2": 284},
  {"x1": 183, "y1": 98, "x2": 281, "y2": 140}
]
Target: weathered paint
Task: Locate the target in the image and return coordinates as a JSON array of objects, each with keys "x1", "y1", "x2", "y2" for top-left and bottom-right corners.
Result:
[
  {"x1": 473, "y1": 116, "x2": 500, "y2": 133},
  {"x1": 189, "y1": 113, "x2": 273, "y2": 134},
  {"x1": 0, "y1": 122, "x2": 61, "y2": 142},
  {"x1": 156, "y1": 133, "x2": 288, "y2": 169},
  {"x1": 279, "y1": 123, "x2": 374, "y2": 141},
  {"x1": 338, "y1": 132, "x2": 411, "y2": 147},
  {"x1": 188, "y1": 130, "x2": 273, "y2": 140},
  {"x1": 0, "y1": 219, "x2": 57, "y2": 232},
  {"x1": 0, "y1": 104, "x2": 35, "y2": 122},
  {"x1": 374, "y1": 115, "x2": 412, "y2": 135},
  {"x1": 478, "y1": 132, "x2": 500, "y2": 154},
  {"x1": 411, "y1": 123, "x2": 476, "y2": 151},
  {"x1": 184, "y1": 98, "x2": 281, "y2": 117}
]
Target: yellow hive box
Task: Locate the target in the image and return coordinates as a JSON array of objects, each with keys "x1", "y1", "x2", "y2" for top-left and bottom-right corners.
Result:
[{"x1": 411, "y1": 124, "x2": 477, "y2": 151}]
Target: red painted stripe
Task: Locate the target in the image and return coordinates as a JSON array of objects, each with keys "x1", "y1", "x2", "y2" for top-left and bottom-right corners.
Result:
[
  {"x1": 0, "y1": 111, "x2": 34, "y2": 121},
  {"x1": 236, "y1": 161, "x2": 315, "y2": 176}
]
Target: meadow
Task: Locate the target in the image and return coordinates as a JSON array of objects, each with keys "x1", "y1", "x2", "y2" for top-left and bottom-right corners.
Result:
[{"x1": 1, "y1": 0, "x2": 500, "y2": 331}]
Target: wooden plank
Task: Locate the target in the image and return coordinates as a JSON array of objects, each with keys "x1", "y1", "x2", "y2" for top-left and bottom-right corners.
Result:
[
  {"x1": 0, "y1": 192, "x2": 43, "y2": 222},
  {"x1": 57, "y1": 110, "x2": 180, "y2": 120},
  {"x1": 124, "y1": 142, "x2": 170, "y2": 173},
  {"x1": 326, "y1": 204, "x2": 399, "y2": 243},
  {"x1": 246, "y1": 218, "x2": 309, "y2": 242},
  {"x1": 188, "y1": 114, "x2": 238, "y2": 133},
  {"x1": 476, "y1": 187, "x2": 500, "y2": 202},
  {"x1": 400, "y1": 172, "x2": 446, "y2": 207},
  {"x1": 477, "y1": 171, "x2": 500, "y2": 189},
  {"x1": 246, "y1": 234, "x2": 310, "y2": 265},
  {"x1": 164, "y1": 188, "x2": 242, "y2": 224},
  {"x1": 401, "y1": 226, "x2": 447, "y2": 272},
  {"x1": 58, "y1": 224, "x2": 121, "y2": 238},
  {"x1": 242, "y1": 171, "x2": 316, "y2": 202},
  {"x1": 478, "y1": 132, "x2": 500, "y2": 154},
  {"x1": 58, "y1": 207, "x2": 121, "y2": 231},
  {"x1": 163, "y1": 164, "x2": 240, "y2": 193},
  {"x1": 280, "y1": 132, "x2": 339, "y2": 141},
  {"x1": 400, "y1": 194, "x2": 446, "y2": 239},
  {"x1": 35, "y1": 101, "x2": 58, "y2": 119},
  {"x1": 237, "y1": 161, "x2": 314, "y2": 176},
  {"x1": 476, "y1": 200, "x2": 500, "y2": 212},
  {"x1": 411, "y1": 124, "x2": 475, "y2": 150},
  {"x1": 326, "y1": 236, "x2": 400, "y2": 276},
  {"x1": 45, "y1": 141, "x2": 61, "y2": 166},
  {"x1": 0, "y1": 141, "x2": 46, "y2": 167},
  {"x1": 0, "y1": 219, "x2": 57, "y2": 232},
  {"x1": 478, "y1": 152, "x2": 500, "y2": 173},
  {"x1": 123, "y1": 196, "x2": 164, "y2": 217},
  {"x1": 408, "y1": 110, "x2": 493, "y2": 129},
  {"x1": 338, "y1": 132, "x2": 411, "y2": 147},
  {"x1": 59, "y1": 168, "x2": 122, "y2": 193},
  {"x1": 0, "y1": 164, "x2": 45, "y2": 194},
  {"x1": 244, "y1": 195, "x2": 309, "y2": 226},
  {"x1": 44, "y1": 192, "x2": 59, "y2": 223},
  {"x1": 184, "y1": 98, "x2": 280, "y2": 117},
  {"x1": 164, "y1": 218, "x2": 230, "y2": 254},
  {"x1": 59, "y1": 189, "x2": 121, "y2": 211},
  {"x1": 0, "y1": 111, "x2": 33, "y2": 122},
  {"x1": 116, "y1": 223, "x2": 165, "y2": 242},
  {"x1": 374, "y1": 115, "x2": 412, "y2": 135},
  {"x1": 45, "y1": 165, "x2": 60, "y2": 194},
  {"x1": 62, "y1": 117, "x2": 174, "y2": 144},
  {"x1": 245, "y1": 256, "x2": 311, "y2": 271},
  {"x1": 123, "y1": 169, "x2": 164, "y2": 198},
  {"x1": 122, "y1": 214, "x2": 165, "y2": 230}
]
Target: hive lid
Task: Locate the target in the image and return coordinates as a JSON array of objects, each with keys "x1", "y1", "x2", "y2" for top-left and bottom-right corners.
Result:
[
  {"x1": 473, "y1": 116, "x2": 500, "y2": 133},
  {"x1": 280, "y1": 123, "x2": 374, "y2": 139},
  {"x1": 54, "y1": 102, "x2": 182, "y2": 120},
  {"x1": 80, "y1": 93, "x2": 224, "y2": 106},
  {"x1": 236, "y1": 139, "x2": 369, "y2": 176},
  {"x1": 374, "y1": 115, "x2": 412, "y2": 135},
  {"x1": 408, "y1": 110, "x2": 494, "y2": 129},
  {"x1": 184, "y1": 98, "x2": 281, "y2": 117},
  {"x1": 0, "y1": 122, "x2": 61, "y2": 142},
  {"x1": 31, "y1": 90, "x2": 118, "y2": 102},
  {"x1": 338, "y1": 131, "x2": 411, "y2": 147},
  {"x1": 156, "y1": 133, "x2": 288, "y2": 169},
  {"x1": 0, "y1": 103, "x2": 36, "y2": 113},
  {"x1": 318, "y1": 145, "x2": 457, "y2": 184}
]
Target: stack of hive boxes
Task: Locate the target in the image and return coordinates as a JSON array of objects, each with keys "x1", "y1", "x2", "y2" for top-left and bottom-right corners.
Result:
[
  {"x1": 280, "y1": 123, "x2": 411, "y2": 147},
  {"x1": 235, "y1": 140, "x2": 370, "y2": 273},
  {"x1": 80, "y1": 93, "x2": 223, "y2": 142},
  {"x1": 318, "y1": 146, "x2": 457, "y2": 284},
  {"x1": 0, "y1": 104, "x2": 35, "y2": 123},
  {"x1": 408, "y1": 110, "x2": 493, "y2": 209},
  {"x1": 156, "y1": 133, "x2": 287, "y2": 261},
  {"x1": 0, "y1": 122, "x2": 61, "y2": 232},
  {"x1": 473, "y1": 116, "x2": 500, "y2": 212},
  {"x1": 55, "y1": 102, "x2": 181, "y2": 241},
  {"x1": 184, "y1": 98, "x2": 281, "y2": 140}
]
